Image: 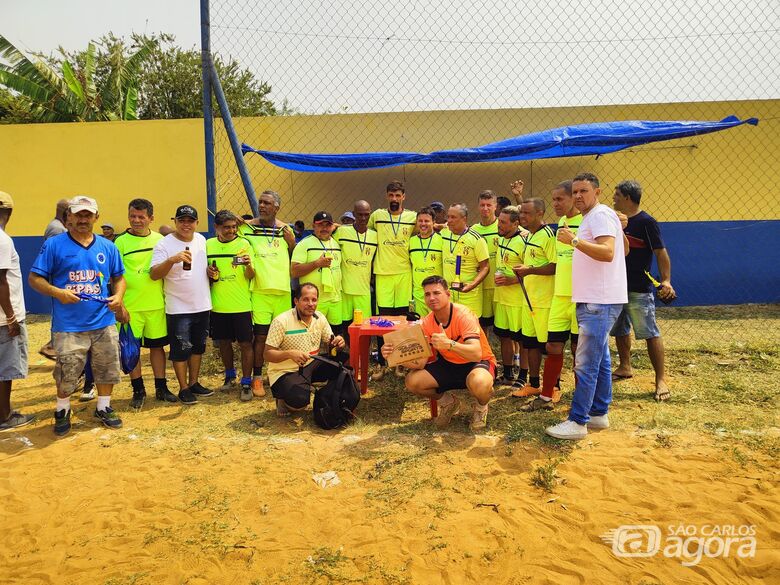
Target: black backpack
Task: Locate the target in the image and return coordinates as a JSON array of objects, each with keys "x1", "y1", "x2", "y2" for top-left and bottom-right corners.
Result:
[{"x1": 310, "y1": 355, "x2": 361, "y2": 430}]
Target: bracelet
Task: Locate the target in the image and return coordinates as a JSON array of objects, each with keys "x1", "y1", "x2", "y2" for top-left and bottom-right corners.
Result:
[{"x1": 5, "y1": 315, "x2": 17, "y2": 324}]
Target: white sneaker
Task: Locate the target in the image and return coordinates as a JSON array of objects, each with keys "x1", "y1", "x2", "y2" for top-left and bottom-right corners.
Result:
[
  {"x1": 588, "y1": 414, "x2": 609, "y2": 429},
  {"x1": 545, "y1": 419, "x2": 588, "y2": 440}
]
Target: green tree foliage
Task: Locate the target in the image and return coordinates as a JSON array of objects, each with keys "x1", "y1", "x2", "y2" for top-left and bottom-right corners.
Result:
[
  {"x1": 135, "y1": 33, "x2": 278, "y2": 119},
  {"x1": 0, "y1": 33, "x2": 153, "y2": 122},
  {"x1": 0, "y1": 33, "x2": 279, "y2": 122}
]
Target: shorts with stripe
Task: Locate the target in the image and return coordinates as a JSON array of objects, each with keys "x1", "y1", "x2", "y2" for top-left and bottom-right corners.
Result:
[
  {"x1": 376, "y1": 272, "x2": 412, "y2": 310},
  {"x1": 127, "y1": 308, "x2": 168, "y2": 348},
  {"x1": 547, "y1": 295, "x2": 579, "y2": 343},
  {"x1": 493, "y1": 303, "x2": 522, "y2": 341},
  {"x1": 342, "y1": 293, "x2": 373, "y2": 324},
  {"x1": 521, "y1": 306, "x2": 550, "y2": 347}
]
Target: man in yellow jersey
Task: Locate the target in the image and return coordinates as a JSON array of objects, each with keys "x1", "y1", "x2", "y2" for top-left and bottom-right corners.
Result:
[
  {"x1": 408, "y1": 206, "x2": 443, "y2": 318},
  {"x1": 207, "y1": 211, "x2": 256, "y2": 402},
  {"x1": 492, "y1": 206, "x2": 527, "y2": 387},
  {"x1": 239, "y1": 190, "x2": 296, "y2": 397},
  {"x1": 113, "y1": 198, "x2": 174, "y2": 408},
  {"x1": 521, "y1": 181, "x2": 581, "y2": 411},
  {"x1": 291, "y1": 211, "x2": 343, "y2": 333},
  {"x1": 511, "y1": 198, "x2": 557, "y2": 398},
  {"x1": 471, "y1": 190, "x2": 500, "y2": 330},
  {"x1": 334, "y1": 200, "x2": 377, "y2": 327},
  {"x1": 368, "y1": 180, "x2": 417, "y2": 315},
  {"x1": 440, "y1": 203, "x2": 489, "y2": 317},
  {"x1": 368, "y1": 180, "x2": 417, "y2": 378}
]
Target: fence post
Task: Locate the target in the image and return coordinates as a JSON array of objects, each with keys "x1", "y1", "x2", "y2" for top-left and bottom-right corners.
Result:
[
  {"x1": 199, "y1": 0, "x2": 217, "y2": 236},
  {"x1": 209, "y1": 64, "x2": 259, "y2": 218}
]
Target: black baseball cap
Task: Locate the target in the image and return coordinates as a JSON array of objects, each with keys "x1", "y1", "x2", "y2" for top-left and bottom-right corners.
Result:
[
  {"x1": 430, "y1": 201, "x2": 445, "y2": 211},
  {"x1": 313, "y1": 211, "x2": 333, "y2": 225},
  {"x1": 173, "y1": 205, "x2": 198, "y2": 220}
]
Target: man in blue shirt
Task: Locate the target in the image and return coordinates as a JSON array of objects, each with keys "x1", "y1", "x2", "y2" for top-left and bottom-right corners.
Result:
[{"x1": 29, "y1": 196, "x2": 126, "y2": 437}]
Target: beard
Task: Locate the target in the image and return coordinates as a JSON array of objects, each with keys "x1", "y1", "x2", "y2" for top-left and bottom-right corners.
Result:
[{"x1": 389, "y1": 201, "x2": 400, "y2": 212}]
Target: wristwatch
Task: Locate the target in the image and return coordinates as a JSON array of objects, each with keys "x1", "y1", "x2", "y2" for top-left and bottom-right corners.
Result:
[
  {"x1": 449, "y1": 340, "x2": 456, "y2": 351},
  {"x1": 571, "y1": 237, "x2": 580, "y2": 248}
]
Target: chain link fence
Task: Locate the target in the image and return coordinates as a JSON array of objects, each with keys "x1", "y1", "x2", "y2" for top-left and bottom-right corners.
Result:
[{"x1": 208, "y1": 0, "x2": 779, "y2": 345}]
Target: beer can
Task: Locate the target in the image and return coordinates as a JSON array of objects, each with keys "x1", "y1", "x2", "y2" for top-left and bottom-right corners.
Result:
[{"x1": 353, "y1": 309, "x2": 364, "y2": 325}]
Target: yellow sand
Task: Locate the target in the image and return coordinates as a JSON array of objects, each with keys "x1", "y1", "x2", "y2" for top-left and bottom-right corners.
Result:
[{"x1": 0, "y1": 339, "x2": 778, "y2": 584}]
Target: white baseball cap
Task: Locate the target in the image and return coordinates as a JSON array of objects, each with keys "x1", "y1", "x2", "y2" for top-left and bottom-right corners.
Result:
[{"x1": 69, "y1": 196, "x2": 99, "y2": 214}]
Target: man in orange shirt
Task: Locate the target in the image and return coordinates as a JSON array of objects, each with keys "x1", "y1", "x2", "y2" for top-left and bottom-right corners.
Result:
[{"x1": 381, "y1": 275, "x2": 496, "y2": 431}]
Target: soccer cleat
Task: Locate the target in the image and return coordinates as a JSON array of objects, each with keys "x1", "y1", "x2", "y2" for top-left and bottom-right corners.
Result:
[
  {"x1": 178, "y1": 388, "x2": 198, "y2": 405},
  {"x1": 494, "y1": 374, "x2": 515, "y2": 388},
  {"x1": 0, "y1": 411, "x2": 35, "y2": 432},
  {"x1": 94, "y1": 406, "x2": 123, "y2": 429},
  {"x1": 251, "y1": 378, "x2": 266, "y2": 398},
  {"x1": 519, "y1": 397, "x2": 555, "y2": 412},
  {"x1": 189, "y1": 382, "x2": 214, "y2": 397},
  {"x1": 240, "y1": 383, "x2": 253, "y2": 402},
  {"x1": 53, "y1": 409, "x2": 71, "y2": 437},
  {"x1": 79, "y1": 382, "x2": 96, "y2": 402},
  {"x1": 129, "y1": 388, "x2": 146, "y2": 410},
  {"x1": 219, "y1": 377, "x2": 236, "y2": 391},
  {"x1": 155, "y1": 387, "x2": 178, "y2": 403},
  {"x1": 510, "y1": 383, "x2": 541, "y2": 398}
]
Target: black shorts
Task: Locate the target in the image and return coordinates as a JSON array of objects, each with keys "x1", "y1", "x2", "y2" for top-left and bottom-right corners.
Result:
[
  {"x1": 520, "y1": 334, "x2": 543, "y2": 349},
  {"x1": 167, "y1": 311, "x2": 210, "y2": 362},
  {"x1": 424, "y1": 357, "x2": 496, "y2": 392},
  {"x1": 210, "y1": 311, "x2": 253, "y2": 343}
]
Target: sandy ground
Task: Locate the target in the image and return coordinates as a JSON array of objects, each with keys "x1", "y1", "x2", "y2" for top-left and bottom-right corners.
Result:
[{"x1": 0, "y1": 322, "x2": 778, "y2": 584}]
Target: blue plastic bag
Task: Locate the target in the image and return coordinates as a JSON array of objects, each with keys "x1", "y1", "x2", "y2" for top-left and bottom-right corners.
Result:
[{"x1": 119, "y1": 323, "x2": 141, "y2": 375}]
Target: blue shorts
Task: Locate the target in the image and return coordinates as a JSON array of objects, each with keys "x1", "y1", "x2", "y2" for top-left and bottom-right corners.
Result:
[{"x1": 610, "y1": 292, "x2": 661, "y2": 340}]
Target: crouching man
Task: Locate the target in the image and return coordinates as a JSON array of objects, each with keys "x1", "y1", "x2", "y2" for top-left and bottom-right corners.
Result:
[
  {"x1": 382, "y1": 275, "x2": 496, "y2": 431},
  {"x1": 264, "y1": 283, "x2": 348, "y2": 417}
]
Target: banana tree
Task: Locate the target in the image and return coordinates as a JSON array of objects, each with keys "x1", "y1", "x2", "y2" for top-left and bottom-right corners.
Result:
[{"x1": 0, "y1": 34, "x2": 153, "y2": 122}]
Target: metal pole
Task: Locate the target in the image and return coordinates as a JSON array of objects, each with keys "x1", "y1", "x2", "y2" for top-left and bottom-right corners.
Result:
[
  {"x1": 200, "y1": 0, "x2": 217, "y2": 235},
  {"x1": 209, "y1": 62, "x2": 259, "y2": 217}
]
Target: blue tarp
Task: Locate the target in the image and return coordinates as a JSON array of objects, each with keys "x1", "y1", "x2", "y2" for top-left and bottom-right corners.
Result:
[{"x1": 241, "y1": 116, "x2": 758, "y2": 173}]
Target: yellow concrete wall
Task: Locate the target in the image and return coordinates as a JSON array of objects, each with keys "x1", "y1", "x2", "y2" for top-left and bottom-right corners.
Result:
[
  {"x1": 0, "y1": 119, "x2": 206, "y2": 237},
  {"x1": 1, "y1": 98, "x2": 776, "y2": 238}
]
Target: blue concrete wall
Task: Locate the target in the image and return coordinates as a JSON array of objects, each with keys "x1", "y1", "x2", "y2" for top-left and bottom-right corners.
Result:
[{"x1": 12, "y1": 219, "x2": 780, "y2": 315}]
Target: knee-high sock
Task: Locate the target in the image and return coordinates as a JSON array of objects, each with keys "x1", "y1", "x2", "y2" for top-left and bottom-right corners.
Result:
[{"x1": 541, "y1": 353, "x2": 564, "y2": 399}]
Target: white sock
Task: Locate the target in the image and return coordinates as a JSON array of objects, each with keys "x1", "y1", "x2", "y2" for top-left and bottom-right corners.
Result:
[
  {"x1": 540, "y1": 395, "x2": 552, "y2": 402},
  {"x1": 56, "y1": 397, "x2": 70, "y2": 412},
  {"x1": 474, "y1": 402, "x2": 488, "y2": 412},
  {"x1": 96, "y1": 396, "x2": 111, "y2": 411}
]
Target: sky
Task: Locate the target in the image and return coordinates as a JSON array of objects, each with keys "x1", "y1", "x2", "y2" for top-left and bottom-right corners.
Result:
[{"x1": 2, "y1": 0, "x2": 778, "y2": 113}]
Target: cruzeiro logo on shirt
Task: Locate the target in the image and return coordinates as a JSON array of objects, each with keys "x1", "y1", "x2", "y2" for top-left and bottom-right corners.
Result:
[{"x1": 96, "y1": 252, "x2": 107, "y2": 264}]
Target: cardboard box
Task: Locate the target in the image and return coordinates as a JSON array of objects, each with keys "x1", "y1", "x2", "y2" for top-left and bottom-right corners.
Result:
[{"x1": 383, "y1": 324, "x2": 432, "y2": 367}]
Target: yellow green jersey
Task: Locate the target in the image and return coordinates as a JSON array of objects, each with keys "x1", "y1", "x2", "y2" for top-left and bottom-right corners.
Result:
[
  {"x1": 333, "y1": 225, "x2": 377, "y2": 296},
  {"x1": 291, "y1": 235, "x2": 342, "y2": 303},
  {"x1": 409, "y1": 233, "x2": 444, "y2": 291},
  {"x1": 367, "y1": 208, "x2": 417, "y2": 275},
  {"x1": 522, "y1": 225, "x2": 557, "y2": 309},
  {"x1": 470, "y1": 220, "x2": 500, "y2": 290},
  {"x1": 113, "y1": 230, "x2": 164, "y2": 312},
  {"x1": 494, "y1": 231, "x2": 526, "y2": 308},
  {"x1": 553, "y1": 213, "x2": 582, "y2": 297},
  {"x1": 440, "y1": 227, "x2": 490, "y2": 286},
  {"x1": 206, "y1": 236, "x2": 253, "y2": 313},
  {"x1": 238, "y1": 222, "x2": 292, "y2": 294}
]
